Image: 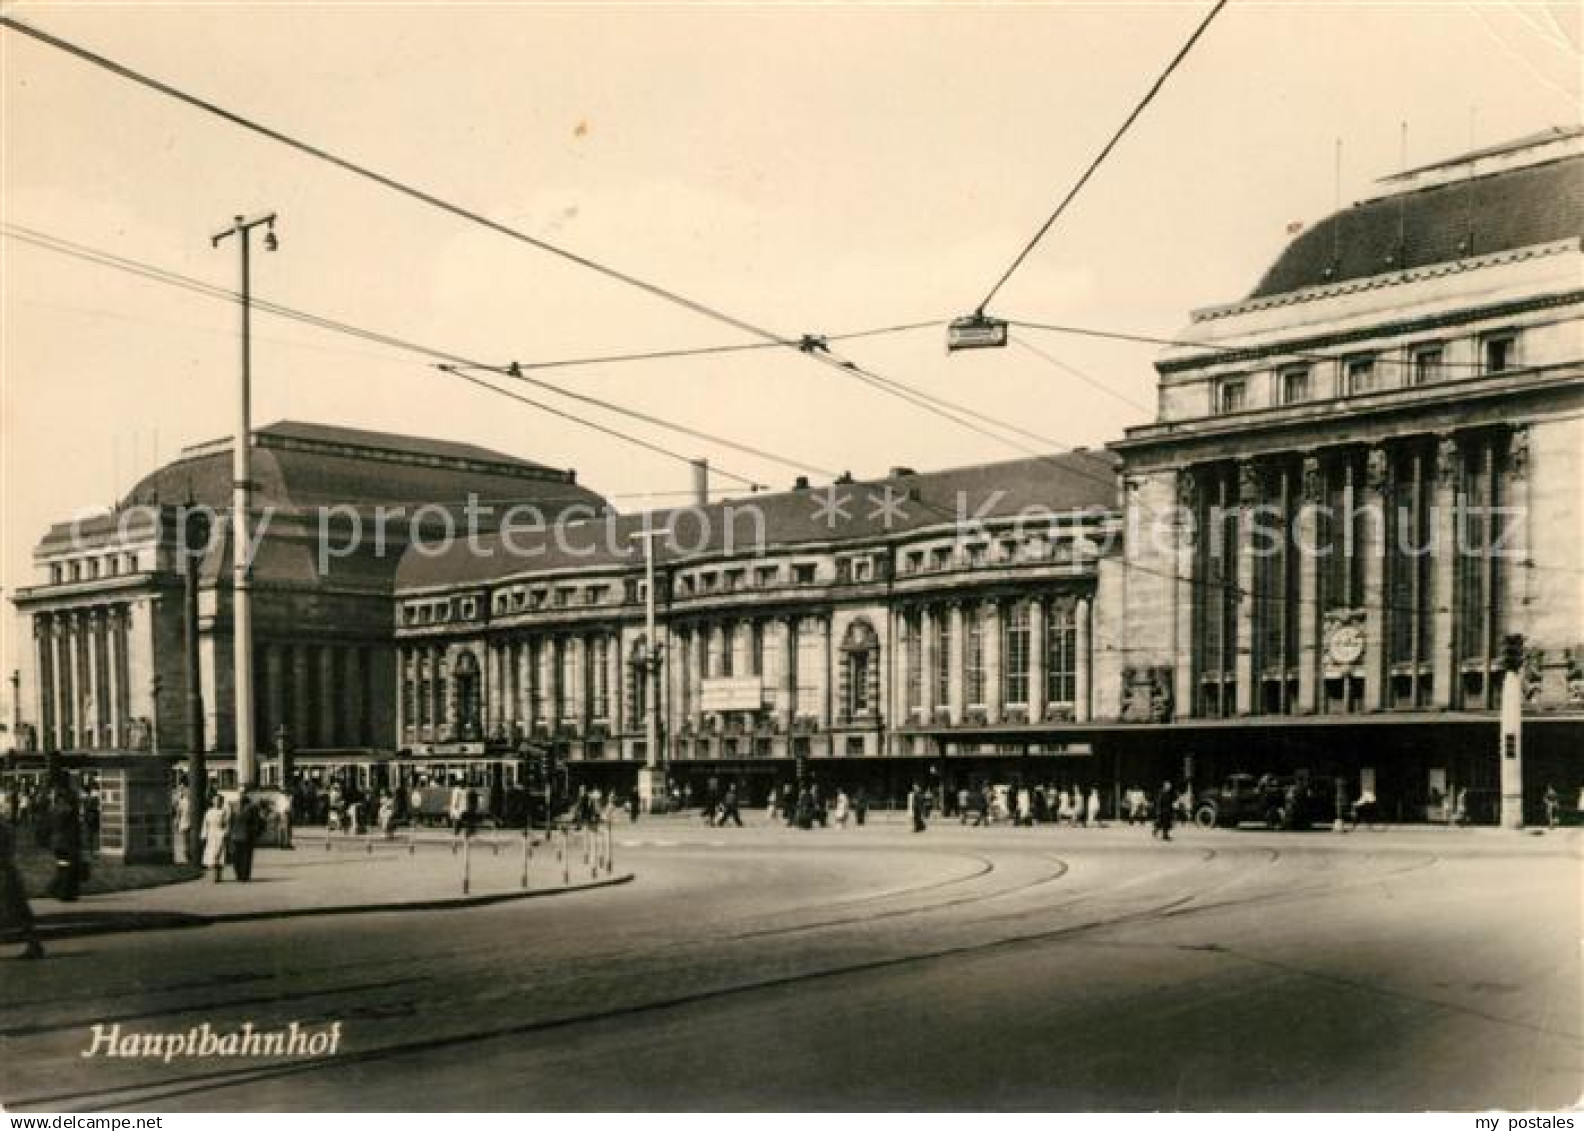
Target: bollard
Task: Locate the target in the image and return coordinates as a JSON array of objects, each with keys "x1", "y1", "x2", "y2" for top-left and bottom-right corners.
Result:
[
  {"x1": 606, "y1": 823, "x2": 614, "y2": 875},
  {"x1": 409, "y1": 827, "x2": 417, "y2": 856},
  {"x1": 584, "y1": 829, "x2": 592, "y2": 866},
  {"x1": 367, "y1": 836, "x2": 373, "y2": 855},
  {"x1": 325, "y1": 827, "x2": 333, "y2": 853},
  {"x1": 521, "y1": 827, "x2": 531, "y2": 890},
  {"x1": 462, "y1": 832, "x2": 472, "y2": 896},
  {"x1": 562, "y1": 829, "x2": 570, "y2": 886}
]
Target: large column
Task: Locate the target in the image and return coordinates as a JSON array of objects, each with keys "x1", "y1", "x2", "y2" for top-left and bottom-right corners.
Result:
[
  {"x1": 1296, "y1": 455, "x2": 1322, "y2": 713},
  {"x1": 1234, "y1": 462, "x2": 1258, "y2": 716},
  {"x1": 344, "y1": 646, "x2": 365, "y2": 747},
  {"x1": 1174, "y1": 470, "x2": 1200, "y2": 719},
  {"x1": 1507, "y1": 427, "x2": 1532, "y2": 642},
  {"x1": 1029, "y1": 596, "x2": 1047, "y2": 723},
  {"x1": 948, "y1": 603, "x2": 966, "y2": 725},
  {"x1": 818, "y1": 615, "x2": 833, "y2": 735},
  {"x1": 317, "y1": 645, "x2": 337, "y2": 747},
  {"x1": 35, "y1": 615, "x2": 54, "y2": 749},
  {"x1": 920, "y1": 606, "x2": 937, "y2": 721},
  {"x1": 292, "y1": 645, "x2": 315, "y2": 748},
  {"x1": 55, "y1": 615, "x2": 72, "y2": 749},
  {"x1": 1431, "y1": 434, "x2": 1460, "y2": 708},
  {"x1": 573, "y1": 636, "x2": 590, "y2": 730},
  {"x1": 1075, "y1": 596, "x2": 1093, "y2": 723},
  {"x1": 263, "y1": 644, "x2": 285, "y2": 750},
  {"x1": 86, "y1": 610, "x2": 105, "y2": 748},
  {"x1": 1362, "y1": 446, "x2": 1388, "y2": 710},
  {"x1": 107, "y1": 607, "x2": 126, "y2": 748},
  {"x1": 984, "y1": 600, "x2": 1003, "y2": 724},
  {"x1": 778, "y1": 618, "x2": 796, "y2": 728}
]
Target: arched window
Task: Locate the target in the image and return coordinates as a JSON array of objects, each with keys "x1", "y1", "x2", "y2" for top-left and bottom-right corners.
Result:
[
  {"x1": 840, "y1": 618, "x2": 881, "y2": 721},
  {"x1": 628, "y1": 636, "x2": 648, "y2": 728},
  {"x1": 452, "y1": 650, "x2": 481, "y2": 738}
]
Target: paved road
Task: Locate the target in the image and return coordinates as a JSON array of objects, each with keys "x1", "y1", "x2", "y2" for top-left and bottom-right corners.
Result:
[{"x1": 3, "y1": 821, "x2": 1578, "y2": 1111}]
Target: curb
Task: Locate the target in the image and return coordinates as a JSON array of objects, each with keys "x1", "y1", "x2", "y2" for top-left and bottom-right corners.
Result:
[{"x1": 32, "y1": 872, "x2": 635, "y2": 942}]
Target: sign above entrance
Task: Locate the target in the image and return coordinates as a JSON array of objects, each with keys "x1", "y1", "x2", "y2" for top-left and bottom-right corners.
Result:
[{"x1": 701, "y1": 677, "x2": 766, "y2": 712}]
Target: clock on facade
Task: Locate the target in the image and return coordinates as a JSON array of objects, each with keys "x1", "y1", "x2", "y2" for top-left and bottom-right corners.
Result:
[{"x1": 1326, "y1": 624, "x2": 1366, "y2": 666}]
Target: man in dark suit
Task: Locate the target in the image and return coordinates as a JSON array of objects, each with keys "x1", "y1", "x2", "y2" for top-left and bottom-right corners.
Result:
[
  {"x1": 1153, "y1": 781, "x2": 1176, "y2": 842},
  {"x1": 228, "y1": 789, "x2": 263, "y2": 882}
]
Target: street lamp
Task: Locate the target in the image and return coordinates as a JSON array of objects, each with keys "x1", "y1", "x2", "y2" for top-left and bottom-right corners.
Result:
[
  {"x1": 211, "y1": 212, "x2": 278, "y2": 789},
  {"x1": 630, "y1": 525, "x2": 665, "y2": 813}
]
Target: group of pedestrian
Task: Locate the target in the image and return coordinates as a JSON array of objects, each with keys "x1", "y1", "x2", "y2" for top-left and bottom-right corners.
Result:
[
  {"x1": 197, "y1": 787, "x2": 267, "y2": 882},
  {"x1": 2, "y1": 773, "x2": 97, "y2": 960}
]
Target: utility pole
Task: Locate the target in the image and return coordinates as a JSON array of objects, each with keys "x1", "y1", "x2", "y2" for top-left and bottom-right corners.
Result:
[
  {"x1": 210, "y1": 212, "x2": 278, "y2": 789},
  {"x1": 631, "y1": 525, "x2": 664, "y2": 813},
  {"x1": 184, "y1": 507, "x2": 209, "y2": 862}
]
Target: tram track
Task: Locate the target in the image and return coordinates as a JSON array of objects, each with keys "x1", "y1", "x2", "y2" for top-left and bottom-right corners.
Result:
[{"x1": 7, "y1": 843, "x2": 1449, "y2": 1112}]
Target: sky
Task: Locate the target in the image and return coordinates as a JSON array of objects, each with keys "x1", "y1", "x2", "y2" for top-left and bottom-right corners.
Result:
[{"x1": 1, "y1": 0, "x2": 1579, "y2": 683}]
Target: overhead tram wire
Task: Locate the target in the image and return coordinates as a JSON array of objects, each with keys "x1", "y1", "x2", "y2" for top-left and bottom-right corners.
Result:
[
  {"x1": 18, "y1": 225, "x2": 1569, "y2": 612},
  {"x1": 1010, "y1": 336, "x2": 1154, "y2": 413},
  {"x1": 973, "y1": 0, "x2": 1229, "y2": 317},
  {"x1": 2, "y1": 223, "x2": 777, "y2": 489},
  {"x1": 0, "y1": 16, "x2": 1113, "y2": 466}
]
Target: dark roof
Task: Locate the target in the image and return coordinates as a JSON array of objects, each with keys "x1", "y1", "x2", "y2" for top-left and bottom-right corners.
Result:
[
  {"x1": 114, "y1": 420, "x2": 597, "y2": 514},
  {"x1": 394, "y1": 449, "x2": 1121, "y2": 591},
  {"x1": 256, "y1": 421, "x2": 558, "y2": 472},
  {"x1": 1248, "y1": 152, "x2": 1583, "y2": 300}
]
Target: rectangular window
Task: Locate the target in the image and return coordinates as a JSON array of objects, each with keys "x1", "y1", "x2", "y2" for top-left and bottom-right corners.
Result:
[
  {"x1": 793, "y1": 564, "x2": 816, "y2": 585},
  {"x1": 905, "y1": 614, "x2": 922, "y2": 712},
  {"x1": 933, "y1": 612, "x2": 951, "y2": 709},
  {"x1": 754, "y1": 566, "x2": 778, "y2": 587},
  {"x1": 1482, "y1": 332, "x2": 1517, "y2": 374},
  {"x1": 1279, "y1": 366, "x2": 1310, "y2": 405},
  {"x1": 931, "y1": 547, "x2": 952, "y2": 571},
  {"x1": 591, "y1": 636, "x2": 610, "y2": 720},
  {"x1": 720, "y1": 625, "x2": 735, "y2": 678},
  {"x1": 750, "y1": 621, "x2": 764, "y2": 677},
  {"x1": 1002, "y1": 601, "x2": 1030, "y2": 708},
  {"x1": 557, "y1": 640, "x2": 574, "y2": 721},
  {"x1": 1046, "y1": 600, "x2": 1076, "y2": 705},
  {"x1": 1411, "y1": 344, "x2": 1444, "y2": 385},
  {"x1": 1218, "y1": 379, "x2": 1246, "y2": 414},
  {"x1": 966, "y1": 608, "x2": 986, "y2": 708},
  {"x1": 1345, "y1": 356, "x2": 1376, "y2": 396}
]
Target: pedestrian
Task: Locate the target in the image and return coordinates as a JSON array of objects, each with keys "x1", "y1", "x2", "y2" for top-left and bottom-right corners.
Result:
[
  {"x1": 46, "y1": 786, "x2": 83, "y2": 902},
  {"x1": 1058, "y1": 789, "x2": 1075, "y2": 826},
  {"x1": 1073, "y1": 785, "x2": 1088, "y2": 828},
  {"x1": 834, "y1": 789, "x2": 850, "y2": 828},
  {"x1": 200, "y1": 793, "x2": 229, "y2": 881},
  {"x1": 175, "y1": 782, "x2": 195, "y2": 863},
  {"x1": 1, "y1": 811, "x2": 44, "y2": 958},
  {"x1": 628, "y1": 790, "x2": 641, "y2": 823},
  {"x1": 1087, "y1": 787, "x2": 1102, "y2": 828},
  {"x1": 1453, "y1": 786, "x2": 1469, "y2": 827},
  {"x1": 765, "y1": 786, "x2": 779, "y2": 826},
  {"x1": 719, "y1": 786, "x2": 744, "y2": 828},
  {"x1": 1016, "y1": 787, "x2": 1032, "y2": 828},
  {"x1": 229, "y1": 789, "x2": 263, "y2": 882},
  {"x1": 1153, "y1": 781, "x2": 1176, "y2": 842},
  {"x1": 449, "y1": 780, "x2": 469, "y2": 836},
  {"x1": 908, "y1": 783, "x2": 927, "y2": 833},
  {"x1": 1544, "y1": 784, "x2": 1559, "y2": 830},
  {"x1": 854, "y1": 787, "x2": 869, "y2": 827},
  {"x1": 378, "y1": 791, "x2": 397, "y2": 839}
]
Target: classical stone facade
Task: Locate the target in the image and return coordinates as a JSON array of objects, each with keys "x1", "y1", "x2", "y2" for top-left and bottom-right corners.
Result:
[
  {"x1": 1109, "y1": 127, "x2": 1583, "y2": 821},
  {"x1": 11, "y1": 422, "x2": 605, "y2": 777},
  {"x1": 392, "y1": 452, "x2": 1118, "y2": 796}
]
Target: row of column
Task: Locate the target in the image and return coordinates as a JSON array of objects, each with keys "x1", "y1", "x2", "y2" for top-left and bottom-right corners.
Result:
[
  {"x1": 1175, "y1": 427, "x2": 1527, "y2": 717},
  {"x1": 893, "y1": 597, "x2": 1092, "y2": 728},
  {"x1": 34, "y1": 605, "x2": 132, "y2": 751},
  {"x1": 257, "y1": 642, "x2": 372, "y2": 751}
]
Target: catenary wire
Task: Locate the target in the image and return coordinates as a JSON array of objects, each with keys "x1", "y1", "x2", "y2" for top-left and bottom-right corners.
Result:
[
  {"x1": 2, "y1": 223, "x2": 813, "y2": 487},
  {"x1": 0, "y1": 16, "x2": 1149, "y2": 466},
  {"x1": 975, "y1": 0, "x2": 1229, "y2": 315}
]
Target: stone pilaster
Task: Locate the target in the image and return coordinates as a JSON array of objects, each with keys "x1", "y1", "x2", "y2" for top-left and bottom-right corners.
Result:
[
  {"x1": 1234, "y1": 462, "x2": 1258, "y2": 716},
  {"x1": 1362, "y1": 446, "x2": 1388, "y2": 710},
  {"x1": 1075, "y1": 596, "x2": 1093, "y2": 723},
  {"x1": 948, "y1": 603, "x2": 966, "y2": 725},
  {"x1": 1296, "y1": 454, "x2": 1322, "y2": 713},
  {"x1": 1431, "y1": 434, "x2": 1460, "y2": 708},
  {"x1": 1029, "y1": 596, "x2": 1047, "y2": 721},
  {"x1": 984, "y1": 600, "x2": 1003, "y2": 724}
]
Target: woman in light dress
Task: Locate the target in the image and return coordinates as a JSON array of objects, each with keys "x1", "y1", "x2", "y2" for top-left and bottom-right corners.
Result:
[
  {"x1": 833, "y1": 790, "x2": 851, "y2": 828},
  {"x1": 200, "y1": 793, "x2": 230, "y2": 882},
  {"x1": 1086, "y1": 787, "x2": 1102, "y2": 827}
]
